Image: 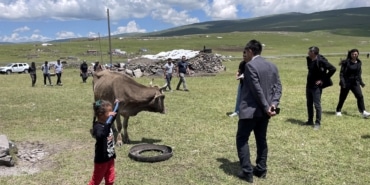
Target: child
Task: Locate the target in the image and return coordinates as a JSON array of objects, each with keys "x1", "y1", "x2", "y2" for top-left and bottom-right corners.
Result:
[{"x1": 89, "y1": 100, "x2": 117, "y2": 185}]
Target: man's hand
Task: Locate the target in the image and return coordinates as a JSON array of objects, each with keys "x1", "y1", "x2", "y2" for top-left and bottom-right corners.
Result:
[
  {"x1": 315, "y1": 80, "x2": 323, "y2": 86},
  {"x1": 267, "y1": 105, "x2": 277, "y2": 117}
]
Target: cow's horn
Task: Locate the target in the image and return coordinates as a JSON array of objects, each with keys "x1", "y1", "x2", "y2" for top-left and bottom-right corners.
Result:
[
  {"x1": 159, "y1": 84, "x2": 167, "y2": 92},
  {"x1": 149, "y1": 78, "x2": 154, "y2": 87}
]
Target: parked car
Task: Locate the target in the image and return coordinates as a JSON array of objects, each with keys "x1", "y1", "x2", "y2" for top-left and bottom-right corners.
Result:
[{"x1": 0, "y1": 63, "x2": 30, "y2": 74}]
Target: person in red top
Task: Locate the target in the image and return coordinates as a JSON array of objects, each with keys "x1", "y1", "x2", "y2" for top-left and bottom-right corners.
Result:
[{"x1": 89, "y1": 100, "x2": 117, "y2": 185}]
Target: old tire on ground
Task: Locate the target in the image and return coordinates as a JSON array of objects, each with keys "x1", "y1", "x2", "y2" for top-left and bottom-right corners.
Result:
[{"x1": 128, "y1": 143, "x2": 173, "y2": 163}]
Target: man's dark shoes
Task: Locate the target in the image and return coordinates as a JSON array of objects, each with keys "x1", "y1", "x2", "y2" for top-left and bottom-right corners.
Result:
[
  {"x1": 303, "y1": 121, "x2": 314, "y2": 126},
  {"x1": 253, "y1": 167, "x2": 267, "y2": 178},
  {"x1": 237, "y1": 171, "x2": 253, "y2": 183}
]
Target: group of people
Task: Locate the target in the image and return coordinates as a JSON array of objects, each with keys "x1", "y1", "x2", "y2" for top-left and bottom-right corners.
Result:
[
  {"x1": 28, "y1": 60, "x2": 64, "y2": 87},
  {"x1": 230, "y1": 40, "x2": 369, "y2": 183},
  {"x1": 162, "y1": 56, "x2": 190, "y2": 92},
  {"x1": 304, "y1": 47, "x2": 370, "y2": 130}
]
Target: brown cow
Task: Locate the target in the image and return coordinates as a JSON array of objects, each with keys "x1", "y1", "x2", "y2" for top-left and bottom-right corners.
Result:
[{"x1": 93, "y1": 70, "x2": 166, "y2": 146}]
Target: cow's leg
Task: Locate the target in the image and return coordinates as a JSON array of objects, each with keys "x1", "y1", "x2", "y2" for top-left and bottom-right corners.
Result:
[
  {"x1": 122, "y1": 117, "x2": 130, "y2": 144},
  {"x1": 115, "y1": 115, "x2": 123, "y2": 146}
]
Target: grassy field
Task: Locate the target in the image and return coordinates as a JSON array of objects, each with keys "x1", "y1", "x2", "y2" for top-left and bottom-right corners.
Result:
[
  {"x1": 1, "y1": 32, "x2": 370, "y2": 185},
  {"x1": 1, "y1": 31, "x2": 370, "y2": 65}
]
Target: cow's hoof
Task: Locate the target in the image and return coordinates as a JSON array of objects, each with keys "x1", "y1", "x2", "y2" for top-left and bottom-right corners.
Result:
[
  {"x1": 116, "y1": 141, "x2": 123, "y2": 147},
  {"x1": 123, "y1": 138, "x2": 131, "y2": 144},
  {"x1": 123, "y1": 136, "x2": 130, "y2": 144}
]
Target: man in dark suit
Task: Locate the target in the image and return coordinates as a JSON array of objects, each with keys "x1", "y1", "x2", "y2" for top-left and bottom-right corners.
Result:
[
  {"x1": 305, "y1": 46, "x2": 336, "y2": 130},
  {"x1": 236, "y1": 39, "x2": 282, "y2": 183}
]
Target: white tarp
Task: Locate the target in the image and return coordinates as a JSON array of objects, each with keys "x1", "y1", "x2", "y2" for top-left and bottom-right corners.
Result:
[{"x1": 141, "y1": 49, "x2": 199, "y2": 60}]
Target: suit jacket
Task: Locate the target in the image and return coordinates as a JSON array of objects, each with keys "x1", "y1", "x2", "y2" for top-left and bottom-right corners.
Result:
[{"x1": 239, "y1": 56, "x2": 282, "y2": 119}]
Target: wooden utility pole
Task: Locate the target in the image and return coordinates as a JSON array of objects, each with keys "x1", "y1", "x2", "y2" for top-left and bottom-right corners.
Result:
[{"x1": 107, "y1": 9, "x2": 112, "y2": 68}]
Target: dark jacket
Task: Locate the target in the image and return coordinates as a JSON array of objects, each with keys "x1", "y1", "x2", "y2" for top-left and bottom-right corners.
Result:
[
  {"x1": 339, "y1": 59, "x2": 364, "y2": 88},
  {"x1": 80, "y1": 62, "x2": 88, "y2": 73},
  {"x1": 29, "y1": 66, "x2": 36, "y2": 75},
  {"x1": 306, "y1": 55, "x2": 336, "y2": 88},
  {"x1": 92, "y1": 122, "x2": 116, "y2": 163},
  {"x1": 238, "y1": 60, "x2": 246, "y2": 86}
]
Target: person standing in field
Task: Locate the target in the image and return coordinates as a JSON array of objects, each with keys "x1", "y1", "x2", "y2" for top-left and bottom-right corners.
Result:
[
  {"x1": 41, "y1": 61, "x2": 52, "y2": 86},
  {"x1": 163, "y1": 58, "x2": 174, "y2": 92},
  {"x1": 94, "y1": 61, "x2": 102, "y2": 72},
  {"x1": 236, "y1": 39, "x2": 282, "y2": 183},
  {"x1": 176, "y1": 56, "x2": 190, "y2": 91},
  {"x1": 305, "y1": 46, "x2": 336, "y2": 130},
  {"x1": 54, "y1": 59, "x2": 63, "y2": 86},
  {"x1": 229, "y1": 60, "x2": 246, "y2": 117},
  {"x1": 89, "y1": 100, "x2": 118, "y2": 185},
  {"x1": 335, "y1": 49, "x2": 370, "y2": 118},
  {"x1": 29, "y1": 62, "x2": 37, "y2": 87},
  {"x1": 80, "y1": 60, "x2": 89, "y2": 83}
]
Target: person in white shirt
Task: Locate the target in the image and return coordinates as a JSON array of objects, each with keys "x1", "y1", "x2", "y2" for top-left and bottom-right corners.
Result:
[
  {"x1": 54, "y1": 60, "x2": 63, "y2": 86},
  {"x1": 163, "y1": 58, "x2": 175, "y2": 92},
  {"x1": 41, "y1": 61, "x2": 52, "y2": 86}
]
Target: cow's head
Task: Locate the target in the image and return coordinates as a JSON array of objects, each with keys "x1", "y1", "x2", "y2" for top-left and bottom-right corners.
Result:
[{"x1": 147, "y1": 86, "x2": 166, "y2": 114}]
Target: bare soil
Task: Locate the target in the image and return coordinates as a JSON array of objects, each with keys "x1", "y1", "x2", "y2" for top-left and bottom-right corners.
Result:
[{"x1": 0, "y1": 141, "x2": 67, "y2": 177}]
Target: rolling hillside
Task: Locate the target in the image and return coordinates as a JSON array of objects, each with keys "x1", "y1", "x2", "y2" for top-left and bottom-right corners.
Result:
[{"x1": 138, "y1": 7, "x2": 370, "y2": 37}]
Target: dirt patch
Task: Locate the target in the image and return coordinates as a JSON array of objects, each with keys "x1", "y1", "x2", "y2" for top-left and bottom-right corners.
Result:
[{"x1": 0, "y1": 141, "x2": 68, "y2": 177}]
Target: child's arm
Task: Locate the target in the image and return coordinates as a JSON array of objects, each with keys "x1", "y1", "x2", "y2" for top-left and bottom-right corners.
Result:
[{"x1": 106, "y1": 99, "x2": 120, "y2": 125}]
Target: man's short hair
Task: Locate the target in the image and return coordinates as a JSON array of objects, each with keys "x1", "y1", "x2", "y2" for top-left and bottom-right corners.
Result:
[
  {"x1": 308, "y1": 46, "x2": 319, "y2": 55},
  {"x1": 245, "y1": 39, "x2": 262, "y2": 55}
]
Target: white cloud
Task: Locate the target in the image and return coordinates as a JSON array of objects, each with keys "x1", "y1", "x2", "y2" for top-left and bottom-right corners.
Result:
[
  {"x1": 0, "y1": 33, "x2": 50, "y2": 42},
  {"x1": 56, "y1": 31, "x2": 81, "y2": 39},
  {"x1": 205, "y1": 0, "x2": 238, "y2": 20},
  {"x1": 152, "y1": 8, "x2": 200, "y2": 26},
  {"x1": 88, "y1": 32, "x2": 99, "y2": 38},
  {"x1": 112, "y1": 21, "x2": 146, "y2": 35},
  {"x1": 14, "y1": 26, "x2": 30, "y2": 32},
  {"x1": 29, "y1": 34, "x2": 51, "y2": 42}
]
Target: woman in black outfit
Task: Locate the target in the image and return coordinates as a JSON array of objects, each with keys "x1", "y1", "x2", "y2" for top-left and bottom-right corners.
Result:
[
  {"x1": 335, "y1": 49, "x2": 370, "y2": 118},
  {"x1": 29, "y1": 62, "x2": 37, "y2": 87}
]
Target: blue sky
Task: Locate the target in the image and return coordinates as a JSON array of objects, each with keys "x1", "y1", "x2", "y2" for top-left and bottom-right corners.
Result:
[{"x1": 0, "y1": 0, "x2": 369, "y2": 43}]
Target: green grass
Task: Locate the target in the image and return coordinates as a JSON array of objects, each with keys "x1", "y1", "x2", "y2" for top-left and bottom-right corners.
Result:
[
  {"x1": 1, "y1": 32, "x2": 370, "y2": 184},
  {"x1": 1, "y1": 30, "x2": 370, "y2": 66},
  {"x1": 1, "y1": 58, "x2": 370, "y2": 185}
]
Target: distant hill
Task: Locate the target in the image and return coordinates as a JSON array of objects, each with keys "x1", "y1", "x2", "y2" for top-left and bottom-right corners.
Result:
[{"x1": 115, "y1": 7, "x2": 370, "y2": 38}]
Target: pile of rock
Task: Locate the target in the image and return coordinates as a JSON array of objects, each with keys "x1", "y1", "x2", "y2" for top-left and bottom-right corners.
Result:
[
  {"x1": 0, "y1": 135, "x2": 16, "y2": 167},
  {"x1": 114, "y1": 52, "x2": 226, "y2": 77}
]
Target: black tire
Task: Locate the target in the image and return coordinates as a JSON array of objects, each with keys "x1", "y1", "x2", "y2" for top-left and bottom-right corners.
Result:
[
  {"x1": 6, "y1": 70, "x2": 11, "y2": 75},
  {"x1": 128, "y1": 143, "x2": 173, "y2": 162}
]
